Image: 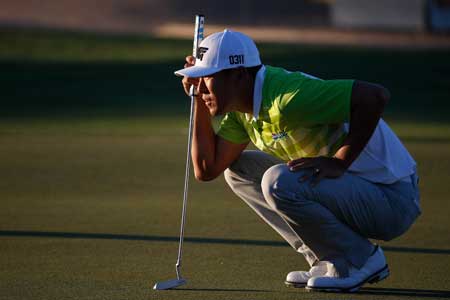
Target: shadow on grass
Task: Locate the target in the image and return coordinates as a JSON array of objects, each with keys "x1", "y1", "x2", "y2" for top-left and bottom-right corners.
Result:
[
  {"x1": 1, "y1": 230, "x2": 450, "y2": 255},
  {"x1": 359, "y1": 287, "x2": 450, "y2": 298},
  {"x1": 176, "y1": 288, "x2": 273, "y2": 292}
]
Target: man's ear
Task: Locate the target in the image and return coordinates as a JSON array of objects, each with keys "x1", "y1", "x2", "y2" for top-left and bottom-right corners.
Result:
[
  {"x1": 228, "y1": 67, "x2": 249, "y2": 85},
  {"x1": 235, "y1": 66, "x2": 248, "y2": 80}
]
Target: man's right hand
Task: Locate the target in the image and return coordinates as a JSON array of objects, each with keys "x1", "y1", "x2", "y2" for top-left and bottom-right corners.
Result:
[{"x1": 182, "y1": 56, "x2": 200, "y2": 96}]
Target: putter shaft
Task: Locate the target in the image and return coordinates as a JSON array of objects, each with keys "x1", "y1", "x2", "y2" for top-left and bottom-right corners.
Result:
[{"x1": 154, "y1": 14, "x2": 205, "y2": 291}]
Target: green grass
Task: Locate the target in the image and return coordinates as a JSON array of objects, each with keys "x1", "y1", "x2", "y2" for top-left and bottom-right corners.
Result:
[{"x1": 0, "y1": 28, "x2": 450, "y2": 300}]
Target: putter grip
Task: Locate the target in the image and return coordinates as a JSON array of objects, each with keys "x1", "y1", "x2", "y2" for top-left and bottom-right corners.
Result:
[{"x1": 193, "y1": 15, "x2": 205, "y2": 58}]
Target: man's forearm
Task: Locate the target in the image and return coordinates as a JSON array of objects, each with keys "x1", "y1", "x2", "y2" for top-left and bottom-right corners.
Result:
[{"x1": 191, "y1": 97, "x2": 217, "y2": 180}]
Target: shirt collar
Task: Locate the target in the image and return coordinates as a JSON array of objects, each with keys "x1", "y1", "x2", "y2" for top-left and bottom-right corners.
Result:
[{"x1": 246, "y1": 65, "x2": 266, "y2": 122}]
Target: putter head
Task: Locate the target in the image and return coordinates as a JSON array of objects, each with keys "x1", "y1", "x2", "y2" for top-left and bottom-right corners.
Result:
[{"x1": 153, "y1": 278, "x2": 187, "y2": 290}]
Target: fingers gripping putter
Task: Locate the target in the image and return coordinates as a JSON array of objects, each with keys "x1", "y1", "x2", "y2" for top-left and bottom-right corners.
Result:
[{"x1": 153, "y1": 14, "x2": 205, "y2": 291}]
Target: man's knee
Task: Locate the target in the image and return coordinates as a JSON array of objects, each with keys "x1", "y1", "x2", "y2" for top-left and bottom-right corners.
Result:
[
  {"x1": 225, "y1": 150, "x2": 259, "y2": 177},
  {"x1": 261, "y1": 164, "x2": 310, "y2": 210},
  {"x1": 225, "y1": 150, "x2": 282, "y2": 185},
  {"x1": 223, "y1": 168, "x2": 236, "y2": 189},
  {"x1": 223, "y1": 151, "x2": 255, "y2": 189}
]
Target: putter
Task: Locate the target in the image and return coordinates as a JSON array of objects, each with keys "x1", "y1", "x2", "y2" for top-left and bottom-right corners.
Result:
[{"x1": 153, "y1": 14, "x2": 205, "y2": 291}]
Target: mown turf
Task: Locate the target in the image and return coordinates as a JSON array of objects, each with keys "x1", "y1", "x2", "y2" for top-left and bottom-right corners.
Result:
[{"x1": 0, "y1": 28, "x2": 449, "y2": 300}]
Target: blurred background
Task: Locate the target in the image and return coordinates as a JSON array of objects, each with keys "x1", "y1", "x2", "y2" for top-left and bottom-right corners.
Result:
[
  {"x1": 1, "y1": 2, "x2": 450, "y2": 300},
  {"x1": 1, "y1": 0, "x2": 449, "y2": 118},
  {"x1": 1, "y1": 0, "x2": 450, "y2": 118},
  {"x1": 2, "y1": 0, "x2": 450, "y2": 32}
]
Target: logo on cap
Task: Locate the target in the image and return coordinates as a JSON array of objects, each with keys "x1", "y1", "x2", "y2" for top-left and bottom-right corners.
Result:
[
  {"x1": 198, "y1": 47, "x2": 209, "y2": 61},
  {"x1": 229, "y1": 54, "x2": 245, "y2": 65}
]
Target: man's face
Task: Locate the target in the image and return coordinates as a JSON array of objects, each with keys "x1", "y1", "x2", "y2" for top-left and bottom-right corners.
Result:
[{"x1": 197, "y1": 70, "x2": 234, "y2": 116}]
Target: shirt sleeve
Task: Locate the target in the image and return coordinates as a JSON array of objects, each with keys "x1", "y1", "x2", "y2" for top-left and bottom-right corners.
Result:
[
  {"x1": 216, "y1": 112, "x2": 250, "y2": 144},
  {"x1": 280, "y1": 75, "x2": 354, "y2": 126}
]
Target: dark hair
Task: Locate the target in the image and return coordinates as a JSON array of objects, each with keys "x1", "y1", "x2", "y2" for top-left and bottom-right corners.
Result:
[{"x1": 222, "y1": 64, "x2": 262, "y2": 79}]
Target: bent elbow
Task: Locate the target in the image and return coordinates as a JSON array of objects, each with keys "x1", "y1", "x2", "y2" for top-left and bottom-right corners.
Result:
[
  {"x1": 376, "y1": 85, "x2": 390, "y2": 107},
  {"x1": 194, "y1": 170, "x2": 218, "y2": 182},
  {"x1": 366, "y1": 84, "x2": 390, "y2": 115}
]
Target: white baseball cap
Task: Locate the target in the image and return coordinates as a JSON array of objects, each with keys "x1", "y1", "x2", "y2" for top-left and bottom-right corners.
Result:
[{"x1": 174, "y1": 29, "x2": 261, "y2": 78}]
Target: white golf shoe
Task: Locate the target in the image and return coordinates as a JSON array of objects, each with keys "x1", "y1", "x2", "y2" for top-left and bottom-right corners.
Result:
[
  {"x1": 285, "y1": 261, "x2": 329, "y2": 287},
  {"x1": 306, "y1": 246, "x2": 389, "y2": 293}
]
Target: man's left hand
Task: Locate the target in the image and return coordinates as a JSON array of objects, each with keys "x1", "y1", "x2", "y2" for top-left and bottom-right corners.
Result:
[{"x1": 287, "y1": 156, "x2": 347, "y2": 186}]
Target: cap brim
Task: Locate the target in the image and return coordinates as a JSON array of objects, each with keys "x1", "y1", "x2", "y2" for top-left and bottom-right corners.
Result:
[{"x1": 174, "y1": 66, "x2": 221, "y2": 78}]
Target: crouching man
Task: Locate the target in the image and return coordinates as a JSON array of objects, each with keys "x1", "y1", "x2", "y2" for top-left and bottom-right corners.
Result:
[{"x1": 175, "y1": 29, "x2": 420, "y2": 292}]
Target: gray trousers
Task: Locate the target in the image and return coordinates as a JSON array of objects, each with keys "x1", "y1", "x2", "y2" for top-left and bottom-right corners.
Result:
[{"x1": 224, "y1": 150, "x2": 420, "y2": 276}]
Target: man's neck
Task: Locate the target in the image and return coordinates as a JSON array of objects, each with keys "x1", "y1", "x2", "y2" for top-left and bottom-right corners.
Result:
[
  {"x1": 227, "y1": 97, "x2": 252, "y2": 114},
  {"x1": 236, "y1": 75, "x2": 255, "y2": 114}
]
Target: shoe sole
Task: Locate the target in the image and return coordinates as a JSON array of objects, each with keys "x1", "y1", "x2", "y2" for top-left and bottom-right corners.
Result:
[
  {"x1": 305, "y1": 264, "x2": 390, "y2": 293},
  {"x1": 284, "y1": 280, "x2": 307, "y2": 288}
]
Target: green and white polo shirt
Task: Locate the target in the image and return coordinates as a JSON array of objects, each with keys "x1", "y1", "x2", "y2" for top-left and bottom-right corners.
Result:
[{"x1": 217, "y1": 65, "x2": 354, "y2": 162}]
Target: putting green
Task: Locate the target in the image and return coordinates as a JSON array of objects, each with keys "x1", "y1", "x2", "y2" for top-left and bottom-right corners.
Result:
[{"x1": 1, "y1": 117, "x2": 449, "y2": 300}]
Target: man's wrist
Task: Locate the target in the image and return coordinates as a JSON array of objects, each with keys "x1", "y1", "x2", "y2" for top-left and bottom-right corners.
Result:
[
  {"x1": 332, "y1": 144, "x2": 354, "y2": 170},
  {"x1": 332, "y1": 156, "x2": 350, "y2": 169}
]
